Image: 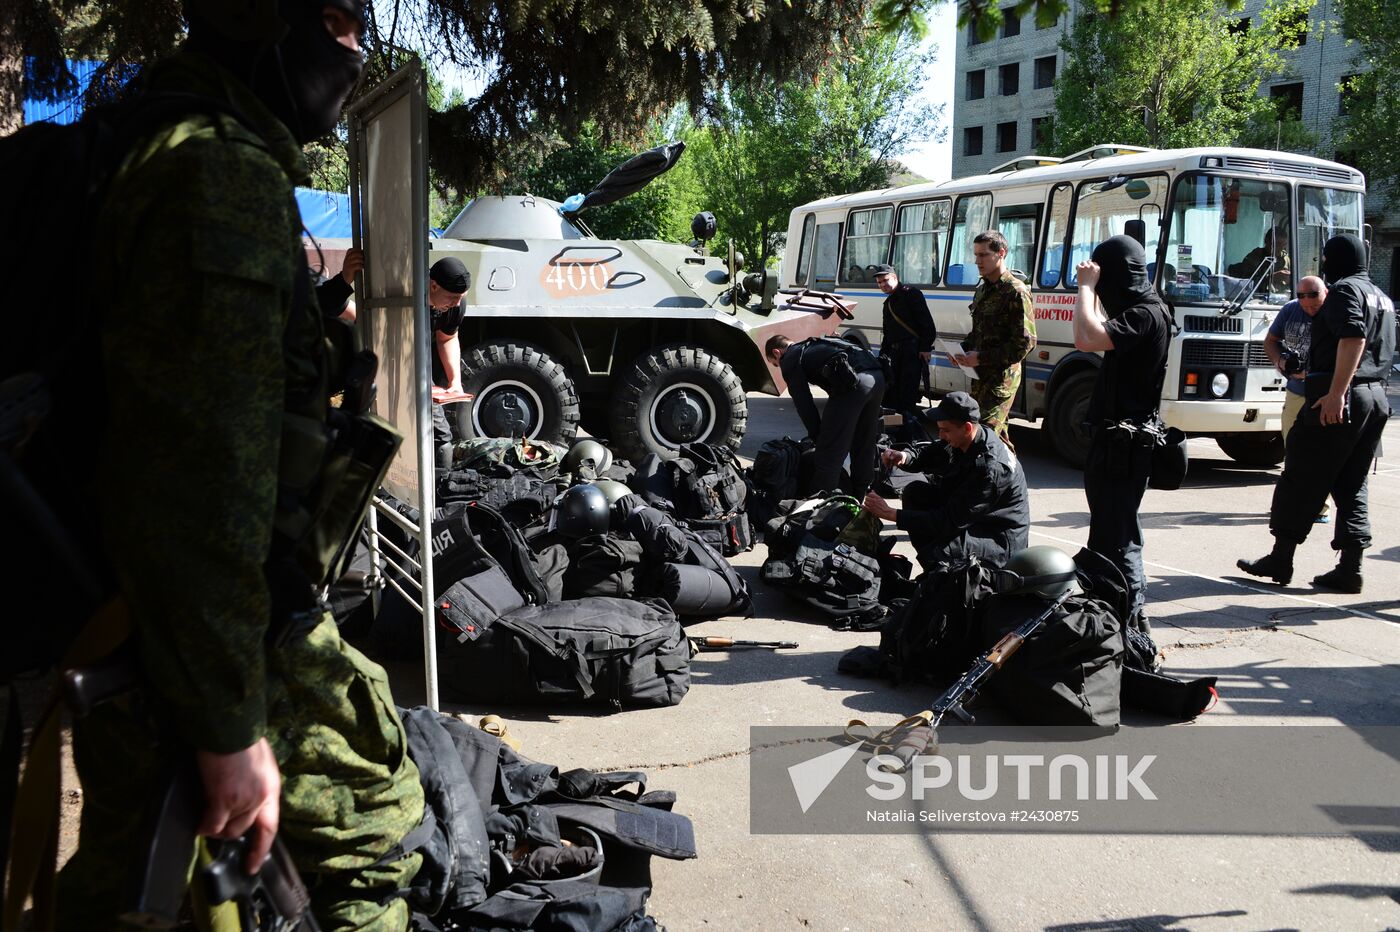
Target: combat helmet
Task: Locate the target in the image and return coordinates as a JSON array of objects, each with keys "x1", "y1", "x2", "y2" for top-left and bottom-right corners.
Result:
[
  {"x1": 592, "y1": 478, "x2": 632, "y2": 505},
  {"x1": 1001, "y1": 546, "x2": 1082, "y2": 601},
  {"x1": 552, "y1": 484, "x2": 610, "y2": 537},
  {"x1": 561, "y1": 438, "x2": 613, "y2": 476}
]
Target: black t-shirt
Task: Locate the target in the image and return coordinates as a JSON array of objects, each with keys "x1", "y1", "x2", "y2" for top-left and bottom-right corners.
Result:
[
  {"x1": 1090, "y1": 300, "x2": 1171, "y2": 423},
  {"x1": 430, "y1": 302, "x2": 464, "y2": 386},
  {"x1": 1308, "y1": 275, "x2": 1396, "y2": 387}
]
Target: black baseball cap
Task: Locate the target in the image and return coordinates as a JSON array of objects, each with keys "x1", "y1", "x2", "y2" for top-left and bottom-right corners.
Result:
[
  {"x1": 921, "y1": 391, "x2": 981, "y2": 425},
  {"x1": 429, "y1": 256, "x2": 471, "y2": 294},
  {"x1": 872, "y1": 264, "x2": 896, "y2": 277}
]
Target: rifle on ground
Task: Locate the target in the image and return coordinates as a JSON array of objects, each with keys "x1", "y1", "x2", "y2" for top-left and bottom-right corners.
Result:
[
  {"x1": 883, "y1": 587, "x2": 1074, "y2": 773},
  {"x1": 690, "y1": 637, "x2": 798, "y2": 652},
  {"x1": 63, "y1": 658, "x2": 320, "y2": 930}
]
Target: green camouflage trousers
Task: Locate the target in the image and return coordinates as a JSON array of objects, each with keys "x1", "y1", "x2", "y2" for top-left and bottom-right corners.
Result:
[
  {"x1": 970, "y1": 363, "x2": 1021, "y2": 444},
  {"x1": 56, "y1": 618, "x2": 424, "y2": 931}
]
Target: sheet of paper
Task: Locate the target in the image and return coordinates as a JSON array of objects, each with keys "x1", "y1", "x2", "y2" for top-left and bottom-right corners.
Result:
[{"x1": 937, "y1": 338, "x2": 978, "y2": 379}]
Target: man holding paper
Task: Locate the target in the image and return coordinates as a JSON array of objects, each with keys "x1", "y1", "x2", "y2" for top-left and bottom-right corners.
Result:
[{"x1": 952, "y1": 230, "x2": 1036, "y2": 445}]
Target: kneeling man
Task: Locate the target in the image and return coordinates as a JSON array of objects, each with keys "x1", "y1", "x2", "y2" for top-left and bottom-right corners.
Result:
[{"x1": 863, "y1": 392, "x2": 1029, "y2": 571}]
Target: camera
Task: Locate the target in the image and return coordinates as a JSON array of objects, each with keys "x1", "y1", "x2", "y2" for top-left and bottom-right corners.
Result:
[{"x1": 1281, "y1": 349, "x2": 1304, "y2": 376}]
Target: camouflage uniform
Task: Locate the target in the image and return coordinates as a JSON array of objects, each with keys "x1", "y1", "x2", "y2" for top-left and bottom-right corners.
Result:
[
  {"x1": 56, "y1": 53, "x2": 423, "y2": 931},
  {"x1": 967, "y1": 271, "x2": 1036, "y2": 440}
]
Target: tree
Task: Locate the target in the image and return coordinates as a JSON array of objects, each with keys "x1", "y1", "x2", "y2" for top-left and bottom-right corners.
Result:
[
  {"x1": 1333, "y1": 0, "x2": 1400, "y2": 194},
  {"x1": 685, "y1": 26, "x2": 942, "y2": 267},
  {"x1": 1051, "y1": 0, "x2": 1313, "y2": 155}
]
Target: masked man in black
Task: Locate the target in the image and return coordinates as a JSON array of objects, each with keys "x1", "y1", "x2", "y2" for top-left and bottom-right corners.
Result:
[
  {"x1": 1239, "y1": 233, "x2": 1395, "y2": 592},
  {"x1": 862, "y1": 392, "x2": 1028, "y2": 572},
  {"x1": 1072, "y1": 236, "x2": 1173, "y2": 628},
  {"x1": 767, "y1": 333, "x2": 886, "y2": 496}
]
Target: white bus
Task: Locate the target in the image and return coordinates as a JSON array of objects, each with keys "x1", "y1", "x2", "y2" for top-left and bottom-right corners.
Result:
[{"x1": 780, "y1": 144, "x2": 1367, "y2": 467}]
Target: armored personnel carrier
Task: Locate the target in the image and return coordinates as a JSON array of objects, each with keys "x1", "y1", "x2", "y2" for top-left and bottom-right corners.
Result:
[{"x1": 426, "y1": 190, "x2": 845, "y2": 461}]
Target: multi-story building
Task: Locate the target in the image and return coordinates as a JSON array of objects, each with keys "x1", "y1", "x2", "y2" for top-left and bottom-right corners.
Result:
[{"x1": 950, "y1": 0, "x2": 1396, "y2": 295}]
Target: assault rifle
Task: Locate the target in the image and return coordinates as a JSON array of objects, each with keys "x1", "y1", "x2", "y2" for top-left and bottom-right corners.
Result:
[
  {"x1": 690, "y1": 637, "x2": 798, "y2": 652},
  {"x1": 884, "y1": 587, "x2": 1074, "y2": 772},
  {"x1": 63, "y1": 659, "x2": 321, "y2": 930}
]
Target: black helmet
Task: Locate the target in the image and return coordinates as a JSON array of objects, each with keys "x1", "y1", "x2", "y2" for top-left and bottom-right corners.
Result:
[
  {"x1": 592, "y1": 479, "x2": 632, "y2": 505},
  {"x1": 553, "y1": 484, "x2": 610, "y2": 538},
  {"x1": 1001, "y1": 546, "x2": 1081, "y2": 600},
  {"x1": 561, "y1": 439, "x2": 613, "y2": 476}
]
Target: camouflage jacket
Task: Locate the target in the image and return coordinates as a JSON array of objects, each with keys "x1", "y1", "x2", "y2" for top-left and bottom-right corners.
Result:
[
  {"x1": 967, "y1": 271, "x2": 1037, "y2": 380},
  {"x1": 96, "y1": 52, "x2": 312, "y2": 753}
]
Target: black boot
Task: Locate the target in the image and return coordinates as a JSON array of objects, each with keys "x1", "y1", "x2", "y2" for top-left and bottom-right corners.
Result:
[
  {"x1": 1313, "y1": 546, "x2": 1363, "y2": 594},
  {"x1": 1238, "y1": 540, "x2": 1295, "y2": 585}
]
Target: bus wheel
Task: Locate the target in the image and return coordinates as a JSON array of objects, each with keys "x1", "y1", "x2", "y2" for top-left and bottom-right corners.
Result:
[
  {"x1": 840, "y1": 327, "x2": 873, "y2": 352},
  {"x1": 1047, "y1": 370, "x2": 1097, "y2": 469},
  {"x1": 1216, "y1": 433, "x2": 1286, "y2": 467}
]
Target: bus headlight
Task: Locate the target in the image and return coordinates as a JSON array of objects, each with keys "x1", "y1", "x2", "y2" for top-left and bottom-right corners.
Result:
[{"x1": 1211, "y1": 373, "x2": 1231, "y2": 398}]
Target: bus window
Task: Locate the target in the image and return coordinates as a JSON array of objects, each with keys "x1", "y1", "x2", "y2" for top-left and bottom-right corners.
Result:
[
  {"x1": 1039, "y1": 183, "x2": 1071, "y2": 288},
  {"x1": 893, "y1": 200, "x2": 951, "y2": 287},
  {"x1": 994, "y1": 203, "x2": 1040, "y2": 283},
  {"x1": 1161, "y1": 176, "x2": 1292, "y2": 306},
  {"x1": 812, "y1": 222, "x2": 843, "y2": 290},
  {"x1": 794, "y1": 214, "x2": 816, "y2": 286},
  {"x1": 1297, "y1": 186, "x2": 1363, "y2": 279},
  {"x1": 946, "y1": 193, "x2": 992, "y2": 287},
  {"x1": 1065, "y1": 174, "x2": 1166, "y2": 288},
  {"x1": 841, "y1": 206, "x2": 893, "y2": 284}
]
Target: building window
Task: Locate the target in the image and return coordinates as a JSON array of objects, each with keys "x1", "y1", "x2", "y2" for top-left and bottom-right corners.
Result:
[
  {"x1": 964, "y1": 126, "x2": 984, "y2": 157},
  {"x1": 1002, "y1": 7, "x2": 1021, "y2": 37},
  {"x1": 1031, "y1": 115, "x2": 1054, "y2": 149},
  {"x1": 1228, "y1": 16, "x2": 1250, "y2": 37},
  {"x1": 967, "y1": 69, "x2": 986, "y2": 101},
  {"x1": 1000, "y1": 63, "x2": 1020, "y2": 96},
  {"x1": 1278, "y1": 7, "x2": 1308, "y2": 47},
  {"x1": 997, "y1": 121, "x2": 1018, "y2": 153},
  {"x1": 1034, "y1": 55, "x2": 1056, "y2": 90},
  {"x1": 968, "y1": 22, "x2": 985, "y2": 46},
  {"x1": 1270, "y1": 82, "x2": 1304, "y2": 121},
  {"x1": 1339, "y1": 75, "x2": 1361, "y2": 115}
]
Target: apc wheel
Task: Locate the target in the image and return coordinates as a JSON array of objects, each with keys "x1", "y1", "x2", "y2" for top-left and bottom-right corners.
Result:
[
  {"x1": 1217, "y1": 433, "x2": 1286, "y2": 467},
  {"x1": 457, "y1": 341, "x2": 580, "y2": 446},
  {"x1": 1047, "y1": 370, "x2": 1097, "y2": 469},
  {"x1": 611, "y1": 344, "x2": 746, "y2": 462},
  {"x1": 840, "y1": 327, "x2": 872, "y2": 352}
]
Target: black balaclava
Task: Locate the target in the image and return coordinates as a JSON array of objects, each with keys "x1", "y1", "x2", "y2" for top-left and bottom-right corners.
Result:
[
  {"x1": 1320, "y1": 233, "x2": 1367, "y2": 286},
  {"x1": 1091, "y1": 235, "x2": 1157, "y2": 318},
  {"x1": 186, "y1": 0, "x2": 364, "y2": 144}
]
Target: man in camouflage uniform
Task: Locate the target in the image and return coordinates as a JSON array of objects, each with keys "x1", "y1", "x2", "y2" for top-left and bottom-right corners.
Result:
[
  {"x1": 956, "y1": 230, "x2": 1036, "y2": 445},
  {"x1": 57, "y1": 3, "x2": 424, "y2": 929}
]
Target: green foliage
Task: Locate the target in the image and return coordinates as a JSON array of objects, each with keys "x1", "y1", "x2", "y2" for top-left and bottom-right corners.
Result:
[
  {"x1": 1235, "y1": 102, "x2": 1318, "y2": 154},
  {"x1": 684, "y1": 26, "x2": 942, "y2": 266},
  {"x1": 1334, "y1": 0, "x2": 1400, "y2": 194},
  {"x1": 1051, "y1": 0, "x2": 1313, "y2": 155}
]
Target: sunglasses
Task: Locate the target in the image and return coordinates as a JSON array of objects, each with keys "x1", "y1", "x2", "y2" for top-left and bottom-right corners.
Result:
[{"x1": 1297, "y1": 291, "x2": 1320, "y2": 298}]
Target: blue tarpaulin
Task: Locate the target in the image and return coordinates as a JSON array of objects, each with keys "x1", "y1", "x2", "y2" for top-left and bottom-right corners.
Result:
[{"x1": 25, "y1": 58, "x2": 355, "y2": 239}]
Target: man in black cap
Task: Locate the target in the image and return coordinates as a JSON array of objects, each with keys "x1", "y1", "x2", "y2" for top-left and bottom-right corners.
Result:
[
  {"x1": 1072, "y1": 236, "x2": 1173, "y2": 627},
  {"x1": 1239, "y1": 233, "x2": 1394, "y2": 592},
  {"x1": 766, "y1": 332, "x2": 886, "y2": 495},
  {"x1": 862, "y1": 391, "x2": 1029, "y2": 571},
  {"x1": 874, "y1": 264, "x2": 936, "y2": 414},
  {"x1": 428, "y1": 255, "x2": 470, "y2": 467}
]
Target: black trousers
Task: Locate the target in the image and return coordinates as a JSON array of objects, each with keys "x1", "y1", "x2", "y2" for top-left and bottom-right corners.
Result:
[
  {"x1": 432, "y1": 400, "x2": 455, "y2": 470},
  {"x1": 881, "y1": 340, "x2": 925, "y2": 413},
  {"x1": 1084, "y1": 431, "x2": 1153, "y2": 616},
  {"x1": 1269, "y1": 381, "x2": 1389, "y2": 549},
  {"x1": 807, "y1": 370, "x2": 886, "y2": 496}
]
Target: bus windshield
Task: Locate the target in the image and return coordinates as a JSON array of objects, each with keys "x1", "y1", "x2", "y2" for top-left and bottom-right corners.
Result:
[
  {"x1": 1297, "y1": 187, "x2": 1363, "y2": 277},
  {"x1": 1161, "y1": 175, "x2": 1293, "y2": 307}
]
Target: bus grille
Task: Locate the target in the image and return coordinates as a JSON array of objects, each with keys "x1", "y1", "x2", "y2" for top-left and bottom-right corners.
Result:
[
  {"x1": 1182, "y1": 339, "x2": 1272, "y2": 368},
  {"x1": 1184, "y1": 315, "x2": 1243, "y2": 334}
]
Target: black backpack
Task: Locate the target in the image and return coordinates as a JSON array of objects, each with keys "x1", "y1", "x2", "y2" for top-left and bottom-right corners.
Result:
[
  {"x1": 759, "y1": 497, "x2": 886, "y2": 630},
  {"x1": 877, "y1": 557, "x2": 1000, "y2": 684},
  {"x1": 437, "y1": 597, "x2": 691, "y2": 709},
  {"x1": 630, "y1": 443, "x2": 753, "y2": 556}
]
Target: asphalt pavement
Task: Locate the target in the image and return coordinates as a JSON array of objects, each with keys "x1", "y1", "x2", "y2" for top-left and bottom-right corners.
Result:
[{"x1": 393, "y1": 386, "x2": 1400, "y2": 932}]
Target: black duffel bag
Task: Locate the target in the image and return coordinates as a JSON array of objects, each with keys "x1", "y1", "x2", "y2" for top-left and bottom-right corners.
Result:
[{"x1": 437, "y1": 597, "x2": 691, "y2": 708}]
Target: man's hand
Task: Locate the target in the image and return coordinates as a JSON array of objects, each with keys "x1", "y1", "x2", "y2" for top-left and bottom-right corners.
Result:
[
  {"x1": 196, "y1": 738, "x2": 281, "y2": 875},
  {"x1": 919, "y1": 351, "x2": 932, "y2": 362},
  {"x1": 862, "y1": 491, "x2": 896, "y2": 521},
  {"x1": 1313, "y1": 390, "x2": 1348, "y2": 426},
  {"x1": 881, "y1": 448, "x2": 909, "y2": 468},
  {"x1": 339, "y1": 247, "x2": 365, "y2": 285},
  {"x1": 955, "y1": 350, "x2": 980, "y2": 369},
  {"x1": 1076, "y1": 260, "x2": 1100, "y2": 288}
]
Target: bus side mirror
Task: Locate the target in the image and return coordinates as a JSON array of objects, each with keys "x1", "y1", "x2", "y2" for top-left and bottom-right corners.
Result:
[{"x1": 1124, "y1": 219, "x2": 1146, "y2": 247}]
